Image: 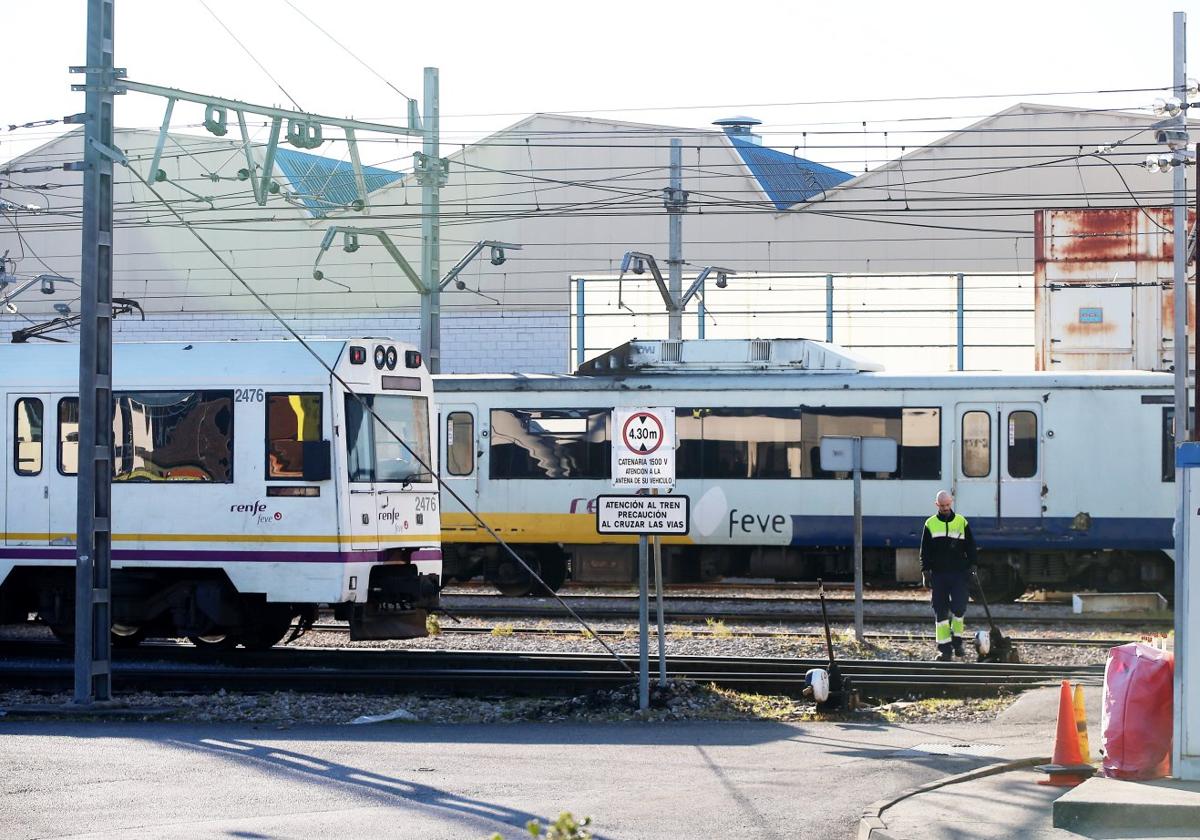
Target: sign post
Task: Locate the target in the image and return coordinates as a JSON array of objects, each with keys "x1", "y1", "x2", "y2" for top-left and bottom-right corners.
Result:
[
  {"x1": 605, "y1": 406, "x2": 679, "y2": 709},
  {"x1": 819, "y1": 436, "x2": 898, "y2": 642}
]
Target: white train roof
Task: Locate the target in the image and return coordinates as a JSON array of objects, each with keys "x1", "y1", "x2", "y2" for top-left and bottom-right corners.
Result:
[
  {"x1": 437, "y1": 339, "x2": 1174, "y2": 393},
  {"x1": 0, "y1": 339, "x2": 382, "y2": 389}
]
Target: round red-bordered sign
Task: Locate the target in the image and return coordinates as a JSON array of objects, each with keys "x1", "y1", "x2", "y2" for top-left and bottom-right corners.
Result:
[{"x1": 622, "y1": 412, "x2": 665, "y2": 455}]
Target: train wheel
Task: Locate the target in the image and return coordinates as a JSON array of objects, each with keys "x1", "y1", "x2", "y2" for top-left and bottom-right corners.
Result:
[
  {"x1": 188, "y1": 633, "x2": 239, "y2": 651},
  {"x1": 111, "y1": 624, "x2": 147, "y2": 648},
  {"x1": 493, "y1": 553, "x2": 540, "y2": 597},
  {"x1": 48, "y1": 623, "x2": 73, "y2": 646},
  {"x1": 533, "y1": 553, "x2": 568, "y2": 595},
  {"x1": 239, "y1": 609, "x2": 295, "y2": 651},
  {"x1": 973, "y1": 564, "x2": 1025, "y2": 604}
]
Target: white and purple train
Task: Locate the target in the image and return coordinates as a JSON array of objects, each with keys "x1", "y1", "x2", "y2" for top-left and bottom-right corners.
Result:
[{"x1": 0, "y1": 338, "x2": 441, "y2": 647}]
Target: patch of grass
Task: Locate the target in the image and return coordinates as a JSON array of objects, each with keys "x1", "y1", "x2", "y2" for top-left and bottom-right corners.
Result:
[
  {"x1": 425, "y1": 614, "x2": 441, "y2": 636},
  {"x1": 491, "y1": 624, "x2": 515, "y2": 637},
  {"x1": 492, "y1": 812, "x2": 594, "y2": 840},
  {"x1": 705, "y1": 618, "x2": 733, "y2": 639},
  {"x1": 668, "y1": 628, "x2": 694, "y2": 640}
]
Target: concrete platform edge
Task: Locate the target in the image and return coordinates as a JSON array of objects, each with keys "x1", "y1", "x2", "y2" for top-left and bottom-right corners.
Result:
[{"x1": 858, "y1": 755, "x2": 1049, "y2": 840}]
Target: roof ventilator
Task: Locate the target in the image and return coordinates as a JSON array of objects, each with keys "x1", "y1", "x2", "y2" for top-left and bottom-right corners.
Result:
[
  {"x1": 661, "y1": 340, "x2": 683, "y2": 363},
  {"x1": 749, "y1": 339, "x2": 772, "y2": 363}
]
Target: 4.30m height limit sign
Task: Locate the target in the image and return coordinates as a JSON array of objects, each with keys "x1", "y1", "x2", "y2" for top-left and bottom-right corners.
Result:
[{"x1": 612, "y1": 407, "x2": 675, "y2": 489}]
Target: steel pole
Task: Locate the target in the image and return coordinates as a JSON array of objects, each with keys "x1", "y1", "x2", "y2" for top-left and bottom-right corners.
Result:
[
  {"x1": 419, "y1": 68, "x2": 441, "y2": 372},
  {"x1": 957, "y1": 272, "x2": 965, "y2": 371},
  {"x1": 638, "y1": 534, "x2": 649, "y2": 710},
  {"x1": 826, "y1": 273, "x2": 834, "y2": 343},
  {"x1": 73, "y1": 0, "x2": 116, "y2": 705},
  {"x1": 853, "y1": 438, "x2": 864, "y2": 643},
  {"x1": 653, "y1": 535, "x2": 666, "y2": 686},
  {"x1": 575, "y1": 277, "x2": 585, "y2": 370},
  {"x1": 1173, "y1": 8, "x2": 1195, "y2": 781},
  {"x1": 667, "y1": 139, "x2": 683, "y2": 339},
  {"x1": 698, "y1": 280, "x2": 706, "y2": 339}
]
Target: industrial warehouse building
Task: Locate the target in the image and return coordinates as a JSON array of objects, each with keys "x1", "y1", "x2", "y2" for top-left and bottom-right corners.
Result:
[{"x1": 0, "y1": 103, "x2": 1190, "y2": 372}]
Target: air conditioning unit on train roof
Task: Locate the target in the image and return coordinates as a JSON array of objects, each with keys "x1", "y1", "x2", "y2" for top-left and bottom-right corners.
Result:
[{"x1": 576, "y1": 339, "x2": 883, "y2": 375}]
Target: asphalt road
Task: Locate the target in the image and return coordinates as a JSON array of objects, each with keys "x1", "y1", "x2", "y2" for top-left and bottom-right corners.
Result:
[{"x1": 0, "y1": 717, "x2": 1053, "y2": 839}]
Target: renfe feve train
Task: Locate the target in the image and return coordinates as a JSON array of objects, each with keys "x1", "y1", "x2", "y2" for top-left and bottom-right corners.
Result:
[
  {"x1": 433, "y1": 339, "x2": 1176, "y2": 601},
  {"x1": 0, "y1": 339, "x2": 441, "y2": 648}
]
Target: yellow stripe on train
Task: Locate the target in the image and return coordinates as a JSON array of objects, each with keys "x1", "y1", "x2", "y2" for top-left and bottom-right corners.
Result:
[{"x1": 439, "y1": 512, "x2": 696, "y2": 545}]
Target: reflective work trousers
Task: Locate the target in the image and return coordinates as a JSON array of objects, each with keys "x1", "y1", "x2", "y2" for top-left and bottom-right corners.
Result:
[{"x1": 930, "y1": 570, "x2": 969, "y2": 652}]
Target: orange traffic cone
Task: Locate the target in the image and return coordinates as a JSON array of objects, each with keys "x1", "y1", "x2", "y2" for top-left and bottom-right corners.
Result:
[
  {"x1": 1035, "y1": 680, "x2": 1096, "y2": 787},
  {"x1": 1073, "y1": 683, "x2": 1091, "y2": 764}
]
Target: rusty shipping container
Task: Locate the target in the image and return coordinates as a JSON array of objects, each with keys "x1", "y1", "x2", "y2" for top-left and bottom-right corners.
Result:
[{"x1": 1035, "y1": 207, "x2": 1195, "y2": 371}]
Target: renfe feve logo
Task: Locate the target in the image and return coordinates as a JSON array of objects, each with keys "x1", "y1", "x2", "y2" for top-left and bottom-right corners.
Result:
[{"x1": 230, "y1": 500, "x2": 283, "y2": 525}]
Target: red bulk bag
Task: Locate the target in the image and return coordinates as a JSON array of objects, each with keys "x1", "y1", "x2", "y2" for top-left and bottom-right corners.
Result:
[{"x1": 1101, "y1": 642, "x2": 1174, "y2": 780}]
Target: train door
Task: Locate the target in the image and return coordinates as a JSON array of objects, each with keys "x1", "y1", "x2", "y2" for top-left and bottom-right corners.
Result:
[
  {"x1": 998, "y1": 404, "x2": 1043, "y2": 523},
  {"x1": 5, "y1": 395, "x2": 50, "y2": 545},
  {"x1": 953, "y1": 403, "x2": 1043, "y2": 525},
  {"x1": 343, "y1": 395, "x2": 379, "y2": 551},
  {"x1": 440, "y1": 405, "x2": 479, "y2": 506}
]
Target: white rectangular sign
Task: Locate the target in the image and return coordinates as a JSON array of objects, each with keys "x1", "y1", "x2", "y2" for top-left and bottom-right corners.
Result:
[
  {"x1": 596, "y1": 495, "x2": 690, "y2": 535},
  {"x1": 612, "y1": 407, "x2": 675, "y2": 489},
  {"x1": 819, "y1": 435, "x2": 898, "y2": 473}
]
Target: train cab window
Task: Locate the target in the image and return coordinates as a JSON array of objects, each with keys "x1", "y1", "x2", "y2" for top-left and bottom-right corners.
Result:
[
  {"x1": 446, "y1": 411, "x2": 475, "y2": 476},
  {"x1": 58, "y1": 398, "x2": 79, "y2": 476},
  {"x1": 113, "y1": 391, "x2": 234, "y2": 482},
  {"x1": 961, "y1": 411, "x2": 991, "y2": 478},
  {"x1": 345, "y1": 394, "x2": 432, "y2": 483},
  {"x1": 1006, "y1": 411, "x2": 1038, "y2": 479},
  {"x1": 489, "y1": 408, "x2": 609, "y2": 479},
  {"x1": 266, "y1": 393, "x2": 322, "y2": 479},
  {"x1": 13, "y1": 398, "x2": 43, "y2": 476}
]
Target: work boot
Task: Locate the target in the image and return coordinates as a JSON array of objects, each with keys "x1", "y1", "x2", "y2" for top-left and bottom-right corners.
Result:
[
  {"x1": 952, "y1": 639, "x2": 966, "y2": 658},
  {"x1": 934, "y1": 648, "x2": 953, "y2": 662}
]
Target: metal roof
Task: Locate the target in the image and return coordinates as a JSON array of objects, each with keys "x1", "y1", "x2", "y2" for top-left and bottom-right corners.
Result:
[
  {"x1": 273, "y1": 149, "x2": 405, "y2": 218},
  {"x1": 728, "y1": 136, "x2": 853, "y2": 210}
]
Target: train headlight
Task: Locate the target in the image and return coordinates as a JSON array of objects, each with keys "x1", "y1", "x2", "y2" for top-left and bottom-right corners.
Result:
[
  {"x1": 374, "y1": 346, "x2": 387, "y2": 370},
  {"x1": 405, "y1": 350, "x2": 423, "y2": 369},
  {"x1": 349, "y1": 345, "x2": 367, "y2": 365},
  {"x1": 385, "y1": 346, "x2": 398, "y2": 370}
]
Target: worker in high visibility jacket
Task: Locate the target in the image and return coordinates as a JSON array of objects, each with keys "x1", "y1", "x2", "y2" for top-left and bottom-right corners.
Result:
[{"x1": 919, "y1": 490, "x2": 978, "y2": 661}]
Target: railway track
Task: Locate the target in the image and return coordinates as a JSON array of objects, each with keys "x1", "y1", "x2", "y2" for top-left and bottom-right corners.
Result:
[
  {"x1": 437, "y1": 593, "x2": 1173, "y2": 629},
  {"x1": 340, "y1": 624, "x2": 1133, "y2": 649},
  {"x1": 0, "y1": 640, "x2": 1103, "y2": 701}
]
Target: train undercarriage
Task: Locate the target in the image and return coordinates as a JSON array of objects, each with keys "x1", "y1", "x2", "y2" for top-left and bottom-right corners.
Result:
[
  {"x1": 443, "y1": 543, "x2": 1175, "y2": 603},
  {"x1": 0, "y1": 564, "x2": 440, "y2": 648}
]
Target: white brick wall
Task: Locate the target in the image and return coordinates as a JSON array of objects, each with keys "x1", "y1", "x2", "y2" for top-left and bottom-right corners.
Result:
[{"x1": 0, "y1": 310, "x2": 569, "y2": 374}]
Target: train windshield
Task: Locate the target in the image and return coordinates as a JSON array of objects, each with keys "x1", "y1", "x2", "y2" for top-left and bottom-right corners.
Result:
[{"x1": 345, "y1": 394, "x2": 432, "y2": 483}]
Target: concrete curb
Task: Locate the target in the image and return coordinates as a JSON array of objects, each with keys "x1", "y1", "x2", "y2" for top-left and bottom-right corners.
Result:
[{"x1": 857, "y1": 755, "x2": 1049, "y2": 840}]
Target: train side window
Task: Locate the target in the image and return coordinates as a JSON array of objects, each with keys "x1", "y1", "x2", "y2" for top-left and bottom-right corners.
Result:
[
  {"x1": 489, "y1": 408, "x2": 609, "y2": 479},
  {"x1": 901, "y1": 408, "x2": 941, "y2": 480},
  {"x1": 114, "y1": 391, "x2": 234, "y2": 483},
  {"x1": 58, "y1": 398, "x2": 79, "y2": 476},
  {"x1": 446, "y1": 411, "x2": 475, "y2": 476},
  {"x1": 961, "y1": 411, "x2": 991, "y2": 478},
  {"x1": 801, "y1": 407, "x2": 903, "y2": 479},
  {"x1": 266, "y1": 393, "x2": 322, "y2": 480},
  {"x1": 1006, "y1": 410, "x2": 1038, "y2": 479},
  {"x1": 13, "y1": 398, "x2": 44, "y2": 476},
  {"x1": 678, "y1": 407, "x2": 803, "y2": 479}
]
